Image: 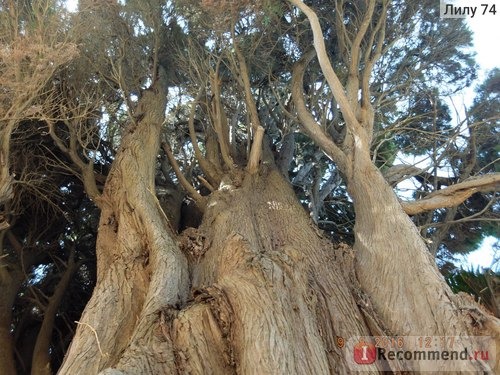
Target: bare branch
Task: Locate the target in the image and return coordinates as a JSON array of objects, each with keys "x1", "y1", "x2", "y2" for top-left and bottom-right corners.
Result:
[
  {"x1": 209, "y1": 58, "x2": 234, "y2": 169},
  {"x1": 361, "y1": 0, "x2": 389, "y2": 124},
  {"x1": 232, "y1": 28, "x2": 262, "y2": 134},
  {"x1": 291, "y1": 49, "x2": 347, "y2": 173},
  {"x1": 162, "y1": 142, "x2": 206, "y2": 210},
  {"x1": 383, "y1": 164, "x2": 424, "y2": 186},
  {"x1": 187, "y1": 87, "x2": 221, "y2": 185},
  {"x1": 346, "y1": 0, "x2": 376, "y2": 101},
  {"x1": 46, "y1": 119, "x2": 101, "y2": 205},
  {"x1": 247, "y1": 126, "x2": 265, "y2": 174},
  {"x1": 288, "y1": 0, "x2": 360, "y2": 132},
  {"x1": 402, "y1": 173, "x2": 500, "y2": 215}
]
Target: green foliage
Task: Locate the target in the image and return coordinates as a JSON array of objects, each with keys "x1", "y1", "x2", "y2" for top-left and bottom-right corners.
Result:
[
  {"x1": 468, "y1": 68, "x2": 500, "y2": 174},
  {"x1": 446, "y1": 266, "x2": 499, "y2": 316}
]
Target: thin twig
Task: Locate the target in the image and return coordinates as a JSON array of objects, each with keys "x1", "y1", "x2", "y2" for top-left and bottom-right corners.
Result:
[{"x1": 74, "y1": 321, "x2": 106, "y2": 357}]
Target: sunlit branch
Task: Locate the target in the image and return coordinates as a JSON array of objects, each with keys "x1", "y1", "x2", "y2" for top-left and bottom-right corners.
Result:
[
  {"x1": 288, "y1": 0, "x2": 360, "y2": 133},
  {"x1": 402, "y1": 173, "x2": 500, "y2": 215},
  {"x1": 361, "y1": 0, "x2": 389, "y2": 131},
  {"x1": 247, "y1": 126, "x2": 264, "y2": 174},
  {"x1": 231, "y1": 27, "x2": 262, "y2": 134},
  {"x1": 346, "y1": 0, "x2": 376, "y2": 102},
  {"x1": 197, "y1": 176, "x2": 215, "y2": 192},
  {"x1": 291, "y1": 49, "x2": 348, "y2": 174},
  {"x1": 209, "y1": 58, "x2": 234, "y2": 169}
]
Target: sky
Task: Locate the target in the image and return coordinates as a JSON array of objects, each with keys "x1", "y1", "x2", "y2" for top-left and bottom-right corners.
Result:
[
  {"x1": 459, "y1": 11, "x2": 499, "y2": 271},
  {"x1": 467, "y1": 5, "x2": 498, "y2": 71},
  {"x1": 63, "y1": 0, "x2": 498, "y2": 270}
]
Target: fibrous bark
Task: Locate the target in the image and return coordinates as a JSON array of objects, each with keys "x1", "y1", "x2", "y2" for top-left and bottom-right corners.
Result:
[
  {"x1": 289, "y1": 0, "x2": 499, "y2": 372},
  {"x1": 58, "y1": 77, "x2": 190, "y2": 374},
  {"x1": 171, "y1": 168, "x2": 377, "y2": 374}
]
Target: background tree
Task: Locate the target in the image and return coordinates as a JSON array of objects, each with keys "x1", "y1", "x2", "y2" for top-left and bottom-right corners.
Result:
[{"x1": 0, "y1": 2, "x2": 84, "y2": 374}]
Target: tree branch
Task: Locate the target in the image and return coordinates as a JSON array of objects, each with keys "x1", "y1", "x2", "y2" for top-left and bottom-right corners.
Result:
[
  {"x1": 361, "y1": 0, "x2": 388, "y2": 133},
  {"x1": 383, "y1": 164, "x2": 424, "y2": 186},
  {"x1": 32, "y1": 247, "x2": 77, "y2": 375},
  {"x1": 187, "y1": 87, "x2": 221, "y2": 186},
  {"x1": 46, "y1": 119, "x2": 101, "y2": 205},
  {"x1": 247, "y1": 126, "x2": 264, "y2": 174},
  {"x1": 209, "y1": 58, "x2": 234, "y2": 170},
  {"x1": 232, "y1": 31, "x2": 262, "y2": 134},
  {"x1": 346, "y1": 0, "x2": 376, "y2": 102},
  {"x1": 288, "y1": 0, "x2": 360, "y2": 131},
  {"x1": 402, "y1": 173, "x2": 500, "y2": 215},
  {"x1": 291, "y1": 49, "x2": 348, "y2": 173},
  {"x1": 162, "y1": 142, "x2": 206, "y2": 210}
]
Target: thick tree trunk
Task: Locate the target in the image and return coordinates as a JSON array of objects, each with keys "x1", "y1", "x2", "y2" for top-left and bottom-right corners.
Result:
[
  {"x1": 169, "y1": 168, "x2": 376, "y2": 374},
  {"x1": 348, "y1": 145, "x2": 499, "y2": 372},
  {"x1": 59, "y1": 155, "x2": 381, "y2": 373},
  {"x1": 58, "y1": 81, "x2": 190, "y2": 374},
  {"x1": 57, "y1": 84, "x2": 383, "y2": 374}
]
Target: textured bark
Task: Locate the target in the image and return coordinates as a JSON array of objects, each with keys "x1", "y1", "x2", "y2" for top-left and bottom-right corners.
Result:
[
  {"x1": 288, "y1": 1, "x2": 500, "y2": 372},
  {"x1": 170, "y1": 168, "x2": 377, "y2": 374},
  {"x1": 59, "y1": 159, "x2": 381, "y2": 373},
  {"x1": 57, "y1": 108, "x2": 386, "y2": 374},
  {"x1": 401, "y1": 173, "x2": 500, "y2": 215},
  {"x1": 348, "y1": 144, "x2": 496, "y2": 372},
  {"x1": 58, "y1": 79, "x2": 190, "y2": 374},
  {"x1": 0, "y1": 120, "x2": 16, "y2": 230}
]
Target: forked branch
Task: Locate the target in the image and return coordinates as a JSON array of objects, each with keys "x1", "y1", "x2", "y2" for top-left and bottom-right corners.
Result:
[
  {"x1": 46, "y1": 119, "x2": 101, "y2": 205},
  {"x1": 288, "y1": 0, "x2": 360, "y2": 133},
  {"x1": 291, "y1": 49, "x2": 347, "y2": 174}
]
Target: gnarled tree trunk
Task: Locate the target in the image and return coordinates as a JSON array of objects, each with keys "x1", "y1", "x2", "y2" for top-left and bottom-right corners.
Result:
[
  {"x1": 288, "y1": 1, "x2": 500, "y2": 371},
  {"x1": 58, "y1": 118, "x2": 381, "y2": 373},
  {"x1": 348, "y1": 144, "x2": 496, "y2": 372},
  {"x1": 55, "y1": 72, "x2": 380, "y2": 373},
  {"x1": 58, "y1": 78, "x2": 189, "y2": 374},
  {"x1": 169, "y1": 168, "x2": 377, "y2": 374}
]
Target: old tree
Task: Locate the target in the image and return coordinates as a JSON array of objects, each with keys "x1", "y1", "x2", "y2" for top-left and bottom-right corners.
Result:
[{"x1": 1, "y1": 0, "x2": 499, "y2": 373}]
